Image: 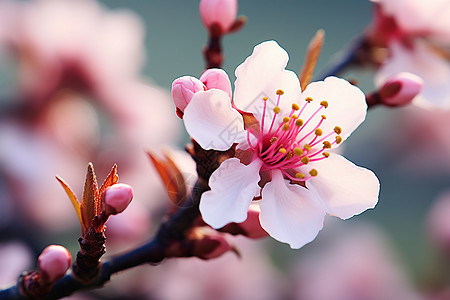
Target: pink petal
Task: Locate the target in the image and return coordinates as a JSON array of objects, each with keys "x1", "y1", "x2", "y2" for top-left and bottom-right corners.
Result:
[
  {"x1": 306, "y1": 154, "x2": 380, "y2": 219},
  {"x1": 200, "y1": 158, "x2": 262, "y2": 229},
  {"x1": 200, "y1": 68, "x2": 232, "y2": 99},
  {"x1": 234, "y1": 41, "x2": 302, "y2": 118},
  {"x1": 183, "y1": 89, "x2": 245, "y2": 151},
  {"x1": 300, "y1": 77, "x2": 367, "y2": 145},
  {"x1": 259, "y1": 171, "x2": 325, "y2": 249}
]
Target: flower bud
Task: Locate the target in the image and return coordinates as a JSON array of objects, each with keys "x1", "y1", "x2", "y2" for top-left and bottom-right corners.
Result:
[
  {"x1": 191, "y1": 228, "x2": 233, "y2": 259},
  {"x1": 103, "y1": 183, "x2": 133, "y2": 216},
  {"x1": 199, "y1": 0, "x2": 238, "y2": 34},
  {"x1": 379, "y1": 72, "x2": 423, "y2": 107},
  {"x1": 220, "y1": 205, "x2": 268, "y2": 239},
  {"x1": 38, "y1": 245, "x2": 71, "y2": 284},
  {"x1": 171, "y1": 76, "x2": 205, "y2": 115},
  {"x1": 200, "y1": 68, "x2": 232, "y2": 99}
]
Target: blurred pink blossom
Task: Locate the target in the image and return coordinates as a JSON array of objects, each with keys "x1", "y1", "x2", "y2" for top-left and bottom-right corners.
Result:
[
  {"x1": 370, "y1": 0, "x2": 450, "y2": 109},
  {"x1": 151, "y1": 237, "x2": 283, "y2": 300},
  {"x1": 426, "y1": 190, "x2": 450, "y2": 253},
  {"x1": 0, "y1": 242, "x2": 33, "y2": 287},
  {"x1": 290, "y1": 224, "x2": 422, "y2": 300}
]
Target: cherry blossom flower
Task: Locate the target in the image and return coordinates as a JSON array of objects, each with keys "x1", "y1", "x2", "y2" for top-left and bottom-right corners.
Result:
[
  {"x1": 179, "y1": 40, "x2": 380, "y2": 248},
  {"x1": 370, "y1": 0, "x2": 450, "y2": 109}
]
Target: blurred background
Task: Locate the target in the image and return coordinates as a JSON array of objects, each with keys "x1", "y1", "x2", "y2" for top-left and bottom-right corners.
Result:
[{"x1": 1, "y1": 0, "x2": 450, "y2": 299}]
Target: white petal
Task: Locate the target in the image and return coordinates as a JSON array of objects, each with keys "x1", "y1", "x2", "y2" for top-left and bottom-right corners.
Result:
[
  {"x1": 259, "y1": 171, "x2": 325, "y2": 249},
  {"x1": 299, "y1": 77, "x2": 367, "y2": 145},
  {"x1": 234, "y1": 41, "x2": 302, "y2": 117},
  {"x1": 376, "y1": 41, "x2": 450, "y2": 109},
  {"x1": 200, "y1": 158, "x2": 262, "y2": 228},
  {"x1": 306, "y1": 154, "x2": 380, "y2": 219},
  {"x1": 183, "y1": 89, "x2": 245, "y2": 150}
]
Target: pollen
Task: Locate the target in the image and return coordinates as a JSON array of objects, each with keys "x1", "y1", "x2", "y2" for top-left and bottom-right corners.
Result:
[
  {"x1": 273, "y1": 106, "x2": 281, "y2": 114},
  {"x1": 283, "y1": 116, "x2": 290, "y2": 123},
  {"x1": 270, "y1": 137, "x2": 278, "y2": 144},
  {"x1": 335, "y1": 136, "x2": 343, "y2": 144},
  {"x1": 292, "y1": 103, "x2": 300, "y2": 110},
  {"x1": 294, "y1": 147, "x2": 303, "y2": 156},
  {"x1": 263, "y1": 97, "x2": 268, "y2": 101},
  {"x1": 305, "y1": 97, "x2": 313, "y2": 103},
  {"x1": 304, "y1": 144, "x2": 312, "y2": 151},
  {"x1": 315, "y1": 128, "x2": 323, "y2": 136},
  {"x1": 292, "y1": 114, "x2": 298, "y2": 119},
  {"x1": 279, "y1": 148, "x2": 287, "y2": 154},
  {"x1": 309, "y1": 169, "x2": 318, "y2": 177},
  {"x1": 321, "y1": 115, "x2": 326, "y2": 119},
  {"x1": 322, "y1": 152, "x2": 330, "y2": 158},
  {"x1": 334, "y1": 126, "x2": 342, "y2": 134},
  {"x1": 282, "y1": 123, "x2": 290, "y2": 131},
  {"x1": 295, "y1": 172, "x2": 305, "y2": 179},
  {"x1": 276, "y1": 89, "x2": 285, "y2": 95},
  {"x1": 286, "y1": 151, "x2": 293, "y2": 159},
  {"x1": 301, "y1": 156, "x2": 310, "y2": 165},
  {"x1": 320, "y1": 101, "x2": 328, "y2": 108},
  {"x1": 323, "y1": 141, "x2": 332, "y2": 149},
  {"x1": 295, "y1": 119, "x2": 304, "y2": 127}
]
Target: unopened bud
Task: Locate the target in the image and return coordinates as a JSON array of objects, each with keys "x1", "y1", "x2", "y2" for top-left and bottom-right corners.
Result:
[
  {"x1": 379, "y1": 72, "x2": 423, "y2": 107},
  {"x1": 199, "y1": 0, "x2": 238, "y2": 34},
  {"x1": 220, "y1": 205, "x2": 268, "y2": 239},
  {"x1": 103, "y1": 183, "x2": 133, "y2": 216},
  {"x1": 172, "y1": 76, "x2": 206, "y2": 116},
  {"x1": 200, "y1": 68, "x2": 232, "y2": 99},
  {"x1": 38, "y1": 245, "x2": 71, "y2": 284},
  {"x1": 192, "y1": 230, "x2": 233, "y2": 260}
]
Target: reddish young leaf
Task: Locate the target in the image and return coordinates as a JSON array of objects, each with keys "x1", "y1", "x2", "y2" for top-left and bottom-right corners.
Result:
[
  {"x1": 299, "y1": 29, "x2": 325, "y2": 91},
  {"x1": 80, "y1": 163, "x2": 99, "y2": 232},
  {"x1": 97, "y1": 164, "x2": 119, "y2": 214},
  {"x1": 56, "y1": 175, "x2": 82, "y2": 225}
]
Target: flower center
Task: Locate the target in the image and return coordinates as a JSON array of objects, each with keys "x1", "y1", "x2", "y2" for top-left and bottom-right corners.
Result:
[{"x1": 246, "y1": 89, "x2": 342, "y2": 182}]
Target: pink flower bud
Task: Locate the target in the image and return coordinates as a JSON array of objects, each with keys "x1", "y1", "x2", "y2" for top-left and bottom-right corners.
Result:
[
  {"x1": 38, "y1": 245, "x2": 71, "y2": 284},
  {"x1": 379, "y1": 72, "x2": 423, "y2": 107},
  {"x1": 103, "y1": 183, "x2": 133, "y2": 215},
  {"x1": 171, "y1": 76, "x2": 206, "y2": 115},
  {"x1": 220, "y1": 205, "x2": 268, "y2": 239},
  {"x1": 200, "y1": 68, "x2": 232, "y2": 99},
  {"x1": 199, "y1": 0, "x2": 238, "y2": 34},
  {"x1": 192, "y1": 230, "x2": 233, "y2": 260}
]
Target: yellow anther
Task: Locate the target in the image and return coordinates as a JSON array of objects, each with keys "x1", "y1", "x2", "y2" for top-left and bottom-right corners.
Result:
[
  {"x1": 321, "y1": 115, "x2": 326, "y2": 119},
  {"x1": 263, "y1": 97, "x2": 268, "y2": 101},
  {"x1": 286, "y1": 151, "x2": 293, "y2": 159},
  {"x1": 295, "y1": 119, "x2": 304, "y2": 127},
  {"x1": 315, "y1": 128, "x2": 323, "y2": 136},
  {"x1": 273, "y1": 106, "x2": 281, "y2": 114},
  {"x1": 282, "y1": 123, "x2": 290, "y2": 131},
  {"x1": 276, "y1": 89, "x2": 284, "y2": 95},
  {"x1": 309, "y1": 169, "x2": 318, "y2": 177},
  {"x1": 279, "y1": 148, "x2": 287, "y2": 154},
  {"x1": 270, "y1": 137, "x2": 278, "y2": 144},
  {"x1": 301, "y1": 156, "x2": 310, "y2": 165},
  {"x1": 323, "y1": 141, "x2": 332, "y2": 149},
  {"x1": 322, "y1": 152, "x2": 330, "y2": 158},
  {"x1": 304, "y1": 144, "x2": 312, "y2": 151},
  {"x1": 320, "y1": 101, "x2": 328, "y2": 108},
  {"x1": 294, "y1": 147, "x2": 303, "y2": 157},
  {"x1": 283, "y1": 116, "x2": 290, "y2": 123},
  {"x1": 292, "y1": 103, "x2": 300, "y2": 110},
  {"x1": 295, "y1": 172, "x2": 305, "y2": 179},
  {"x1": 305, "y1": 97, "x2": 313, "y2": 103},
  {"x1": 334, "y1": 126, "x2": 342, "y2": 135},
  {"x1": 291, "y1": 114, "x2": 298, "y2": 119},
  {"x1": 335, "y1": 136, "x2": 343, "y2": 144}
]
